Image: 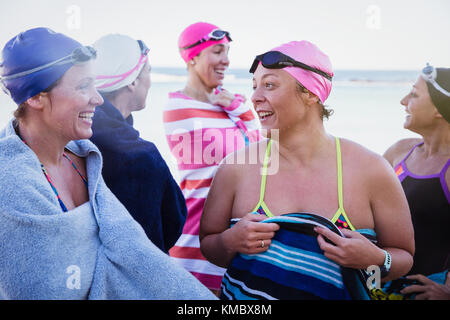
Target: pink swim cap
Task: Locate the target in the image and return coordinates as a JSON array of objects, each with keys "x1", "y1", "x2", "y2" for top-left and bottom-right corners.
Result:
[
  {"x1": 178, "y1": 22, "x2": 231, "y2": 63},
  {"x1": 269, "y1": 41, "x2": 333, "y2": 103}
]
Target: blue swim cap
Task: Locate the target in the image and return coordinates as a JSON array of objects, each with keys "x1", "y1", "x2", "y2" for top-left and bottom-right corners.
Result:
[{"x1": 0, "y1": 27, "x2": 83, "y2": 105}]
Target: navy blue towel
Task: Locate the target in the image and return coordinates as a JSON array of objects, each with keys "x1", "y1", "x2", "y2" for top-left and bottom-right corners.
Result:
[
  {"x1": 90, "y1": 97, "x2": 187, "y2": 253},
  {"x1": 221, "y1": 213, "x2": 372, "y2": 300}
]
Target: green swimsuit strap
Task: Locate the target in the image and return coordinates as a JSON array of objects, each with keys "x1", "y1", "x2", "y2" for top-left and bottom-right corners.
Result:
[
  {"x1": 260, "y1": 139, "x2": 272, "y2": 201},
  {"x1": 251, "y1": 139, "x2": 274, "y2": 217},
  {"x1": 336, "y1": 137, "x2": 344, "y2": 211},
  {"x1": 333, "y1": 137, "x2": 356, "y2": 231}
]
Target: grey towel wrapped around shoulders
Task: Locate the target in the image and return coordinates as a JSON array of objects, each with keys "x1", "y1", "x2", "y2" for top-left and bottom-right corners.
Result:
[{"x1": 0, "y1": 119, "x2": 216, "y2": 300}]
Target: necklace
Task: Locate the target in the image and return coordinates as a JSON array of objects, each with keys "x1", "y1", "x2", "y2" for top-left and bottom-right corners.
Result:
[{"x1": 15, "y1": 125, "x2": 88, "y2": 212}]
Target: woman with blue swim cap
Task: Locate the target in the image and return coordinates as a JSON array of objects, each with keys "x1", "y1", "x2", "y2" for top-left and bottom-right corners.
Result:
[
  {"x1": 0, "y1": 27, "x2": 103, "y2": 214},
  {"x1": 0, "y1": 27, "x2": 216, "y2": 300}
]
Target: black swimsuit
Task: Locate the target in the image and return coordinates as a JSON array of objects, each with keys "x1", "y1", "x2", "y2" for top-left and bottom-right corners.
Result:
[{"x1": 395, "y1": 142, "x2": 450, "y2": 275}]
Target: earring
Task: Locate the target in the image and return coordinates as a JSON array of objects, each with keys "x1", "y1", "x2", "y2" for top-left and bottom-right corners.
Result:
[{"x1": 190, "y1": 60, "x2": 195, "y2": 65}]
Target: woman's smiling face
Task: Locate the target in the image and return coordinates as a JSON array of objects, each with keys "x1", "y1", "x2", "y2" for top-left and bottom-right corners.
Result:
[
  {"x1": 43, "y1": 60, "x2": 104, "y2": 141},
  {"x1": 251, "y1": 65, "x2": 306, "y2": 132},
  {"x1": 400, "y1": 76, "x2": 440, "y2": 132},
  {"x1": 192, "y1": 43, "x2": 230, "y2": 89}
]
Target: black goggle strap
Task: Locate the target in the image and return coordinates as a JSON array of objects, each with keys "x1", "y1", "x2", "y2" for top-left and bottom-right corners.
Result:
[
  {"x1": 0, "y1": 46, "x2": 96, "y2": 81},
  {"x1": 291, "y1": 59, "x2": 332, "y2": 81},
  {"x1": 249, "y1": 55, "x2": 264, "y2": 73},
  {"x1": 249, "y1": 51, "x2": 332, "y2": 81}
]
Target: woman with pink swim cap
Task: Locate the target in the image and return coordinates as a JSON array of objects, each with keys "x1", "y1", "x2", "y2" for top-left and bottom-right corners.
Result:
[
  {"x1": 163, "y1": 22, "x2": 262, "y2": 294},
  {"x1": 200, "y1": 41, "x2": 415, "y2": 299}
]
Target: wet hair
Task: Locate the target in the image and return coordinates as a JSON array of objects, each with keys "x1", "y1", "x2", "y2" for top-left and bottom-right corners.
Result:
[
  {"x1": 295, "y1": 82, "x2": 333, "y2": 120},
  {"x1": 13, "y1": 77, "x2": 61, "y2": 120}
]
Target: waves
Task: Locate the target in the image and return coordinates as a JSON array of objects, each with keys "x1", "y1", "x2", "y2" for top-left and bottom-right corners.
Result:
[{"x1": 151, "y1": 67, "x2": 417, "y2": 86}]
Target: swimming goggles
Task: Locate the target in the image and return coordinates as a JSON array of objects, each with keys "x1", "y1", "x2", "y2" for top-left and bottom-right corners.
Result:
[
  {"x1": 421, "y1": 63, "x2": 450, "y2": 97},
  {"x1": 181, "y1": 29, "x2": 232, "y2": 50},
  {"x1": 95, "y1": 39, "x2": 150, "y2": 90},
  {"x1": 0, "y1": 46, "x2": 97, "y2": 81},
  {"x1": 137, "y1": 39, "x2": 150, "y2": 56},
  {"x1": 249, "y1": 50, "x2": 333, "y2": 81}
]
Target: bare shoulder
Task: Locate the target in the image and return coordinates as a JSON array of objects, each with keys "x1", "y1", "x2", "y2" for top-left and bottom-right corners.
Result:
[
  {"x1": 383, "y1": 138, "x2": 423, "y2": 167},
  {"x1": 339, "y1": 138, "x2": 396, "y2": 179},
  {"x1": 339, "y1": 138, "x2": 387, "y2": 165},
  {"x1": 339, "y1": 137, "x2": 408, "y2": 202}
]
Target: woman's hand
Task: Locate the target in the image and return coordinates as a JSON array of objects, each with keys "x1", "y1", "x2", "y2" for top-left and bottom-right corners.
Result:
[
  {"x1": 315, "y1": 227, "x2": 385, "y2": 269},
  {"x1": 209, "y1": 88, "x2": 246, "y2": 109},
  {"x1": 222, "y1": 213, "x2": 280, "y2": 255},
  {"x1": 400, "y1": 274, "x2": 450, "y2": 300}
]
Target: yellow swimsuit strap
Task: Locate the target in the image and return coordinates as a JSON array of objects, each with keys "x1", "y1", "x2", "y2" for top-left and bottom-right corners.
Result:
[
  {"x1": 331, "y1": 137, "x2": 356, "y2": 231},
  {"x1": 252, "y1": 139, "x2": 274, "y2": 217},
  {"x1": 252, "y1": 137, "x2": 355, "y2": 229}
]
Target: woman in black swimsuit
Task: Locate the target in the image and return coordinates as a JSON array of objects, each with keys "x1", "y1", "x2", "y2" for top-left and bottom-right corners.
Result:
[{"x1": 384, "y1": 65, "x2": 450, "y2": 300}]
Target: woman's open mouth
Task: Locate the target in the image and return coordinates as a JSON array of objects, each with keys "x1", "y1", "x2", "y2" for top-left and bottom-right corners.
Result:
[
  {"x1": 79, "y1": 111, "x2": 94, "y2": 124},
  {"x1": 258, "y1": 110, "x2": 274, "y2": 122}
]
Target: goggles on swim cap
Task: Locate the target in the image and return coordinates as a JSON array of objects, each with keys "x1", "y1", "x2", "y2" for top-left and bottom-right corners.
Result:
[
  {"x1": 249, "y1": 51, "x2": 333, "y2": 81},
  {"x1": 137, "y1": 39, "x2": 150, "y2": 56},
  {"x1": 421, "y1": 63, "x2": 450, "y2": 97},
  {"x1": 181, "y1": 29, "x2": 232, "y2": 50},
  {"x1": 0, "y1": 46, "x2": 96, "y2": 82}
]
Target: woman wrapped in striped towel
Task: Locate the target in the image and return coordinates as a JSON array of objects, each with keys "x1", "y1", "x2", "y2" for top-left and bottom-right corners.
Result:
[
  {"x1": 199, "y1": 40, "x2": 415, "y2": 300},
  {"x1": 163, "y1": 22, "x2": 262, "y2": 294}
]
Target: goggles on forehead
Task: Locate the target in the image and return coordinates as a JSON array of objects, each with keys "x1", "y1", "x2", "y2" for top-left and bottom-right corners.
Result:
[
  {"x1": 421, "y1": 63, "x2": 450, "y2": 97},
  {"x1": 181, "y1": 29, "x2": 232, "y2": 50},
  {"x1": 0, "y1": 46, "x2": 97, "y2": 82},
  {"x1": 249, "y1": 50, "x2": 332, "y2": 81}
]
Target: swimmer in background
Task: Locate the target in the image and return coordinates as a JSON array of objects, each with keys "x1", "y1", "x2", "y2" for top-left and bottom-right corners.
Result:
[
  {"x1": 384, "y1": 65, "x2": 450, "y2": 300},
  {"x1": 163, "y1": 21, "x2": 262, "y2": 294},
  {"x1": 90, "y1": 34, "x2": 187, "y2": 254}
]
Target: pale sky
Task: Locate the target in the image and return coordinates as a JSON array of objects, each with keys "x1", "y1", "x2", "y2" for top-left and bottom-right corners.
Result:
[{"x1": 0, "y1": 0, "x2": 449, "y2": 70}]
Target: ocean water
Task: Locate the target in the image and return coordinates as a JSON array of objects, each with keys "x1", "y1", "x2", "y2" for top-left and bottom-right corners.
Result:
[{"x1": 0, "y1": 68, "x2": 420, "y2": 179}]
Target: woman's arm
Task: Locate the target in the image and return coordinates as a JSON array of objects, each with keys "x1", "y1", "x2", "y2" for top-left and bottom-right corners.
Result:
[
  {"x1": 199, "y1": 161, "x2": 238, "y2": 267},
  {"x1": 368, "y1": 156, "x2": 415, "y2": 281}
]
